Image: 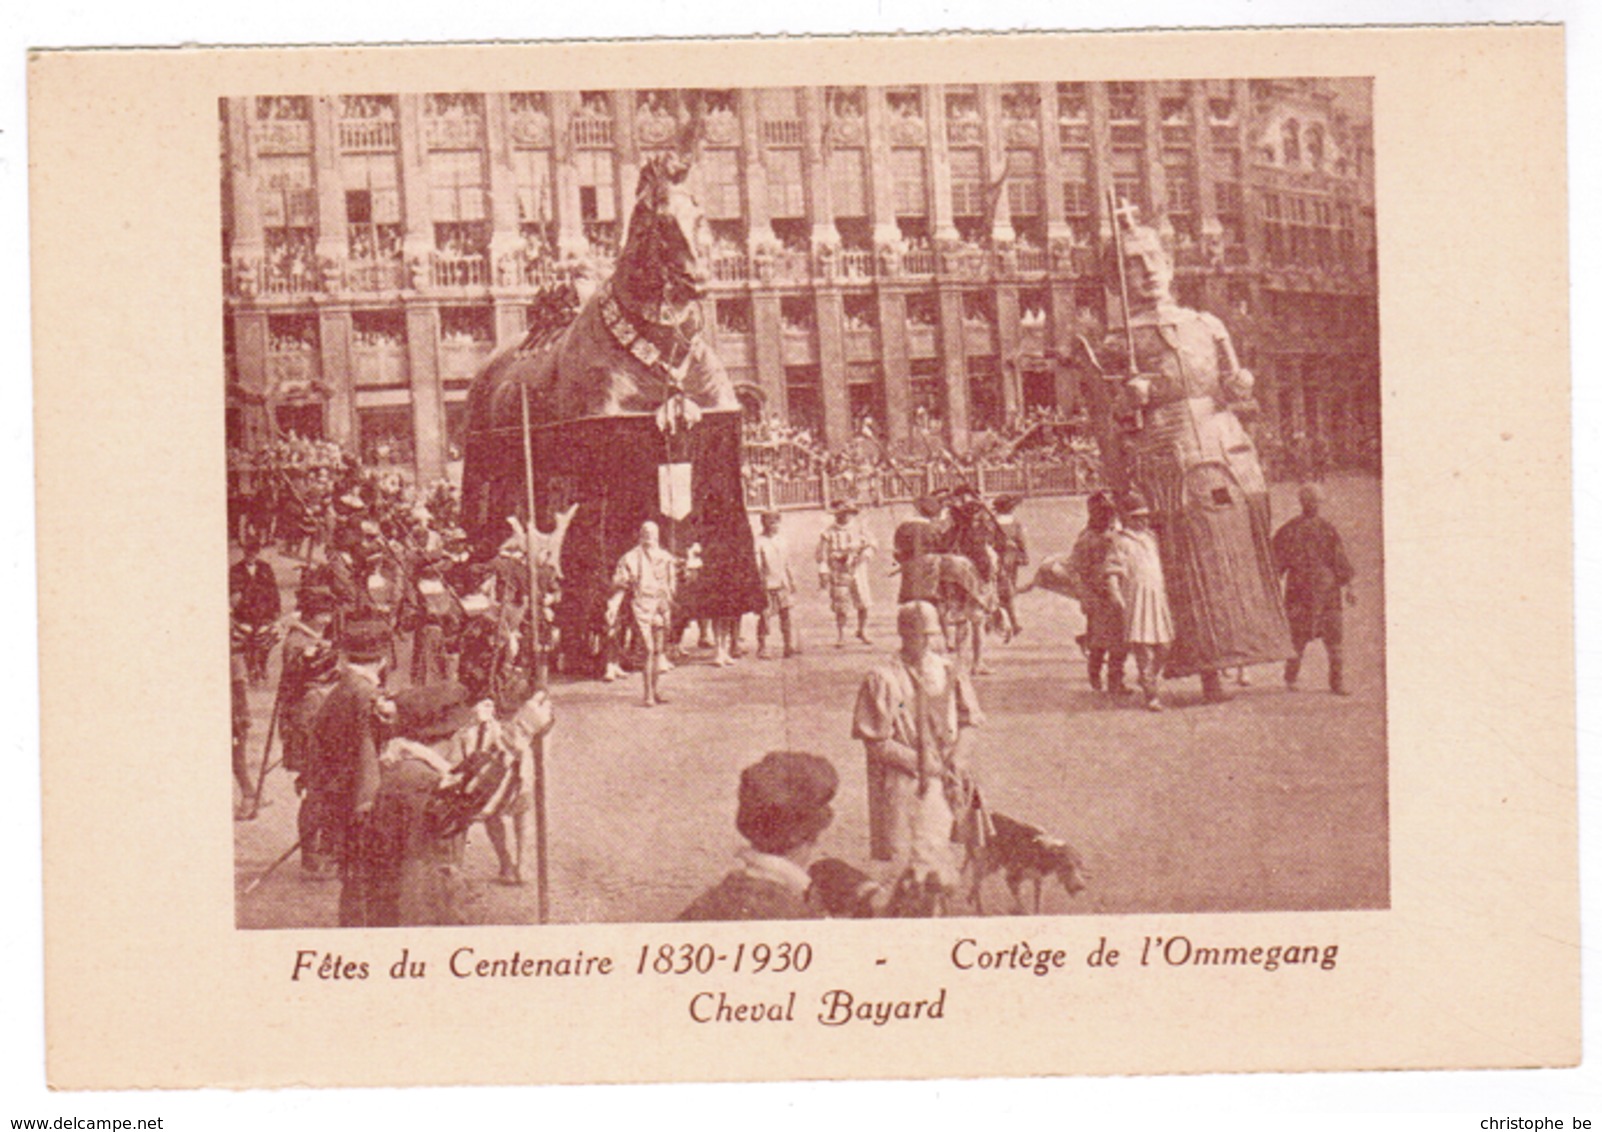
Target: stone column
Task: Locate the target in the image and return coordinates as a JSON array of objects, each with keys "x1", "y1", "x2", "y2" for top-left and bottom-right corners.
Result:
[
  {"x1": 1088, "y1": 83, "x2": 1115, "y2": 243},
  {"x1": 550, "y1": 92, "x2": 588, "y2": 258},
  {"x1": 485, "y1": 92, "x2": 523, "y2": 271},
  {"x1": 937, "y1": 286, "x2": 970, "y2": 449},
  {"x1": 752, "y1": 293, "x2": 786, "y2": 418},
  {"x1": 311, "y1": 96, "x2": 347, "y2": 265},
  {"x1": 801, "y1": 87, "x2": 837, "y2": 250},
  {"x1": 615, "y1": 89, "x2": 640, "y2": 242},
  {"x1": 982, "y1": 85, "x2": 1015, "y2": 245},
  {"x1": 926, "y1": 84, "x2": 960, "y2": 245},
  {"x1": 815, "y1": 290, "x2": 851, "y2": 448},
  {"x1": 405, "y1": 301, "x2": 446, "y2": 482},
  {"x1": 397, "y1": 94, "x2": 435, "y2": 270},
  {"x1": 226, "y1": 99, "x2": 264, "y2": 260},
  {"x1": 740, "y1": 90, "x2": 778, "y2": 250},
  {"x1": 877, "y1": 289, "x2": 912, "y2": 445},
  {"x1": 995, "y1": 285, "x2": 1023, "y2": 418},
  {"x1": 1038, "y1": 82, "x2": 1072, "y2": 247},
  {"x1": 865, "y1": 86, "x2": 901, "y2": 251},
  {"x1": 319, "y1": 307, "x2": 356, "y2": 449}
]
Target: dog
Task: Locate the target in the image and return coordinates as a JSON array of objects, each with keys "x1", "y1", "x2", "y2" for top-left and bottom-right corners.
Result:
[
  {"x1": 966, "y1": 811, "x2": 1088, "y2": 914},
  {"x1": 808, "y1": 857, "x2": 884, "y2": 919}
]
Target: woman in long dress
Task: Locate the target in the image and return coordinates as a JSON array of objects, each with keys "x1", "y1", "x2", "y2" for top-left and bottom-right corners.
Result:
[{"x1": 1108, "y1": 491, "x2": 1175, "y2": 712}]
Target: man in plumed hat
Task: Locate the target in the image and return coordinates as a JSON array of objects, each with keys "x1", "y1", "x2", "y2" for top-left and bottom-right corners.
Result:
[
  {"x1": 303, "y1": 618, "x2": 391, "y2": 917},
  {"x1": 816, "y1": 500, "x2": 876, "y2": 649},
  {"x1": 680, "y1": 751, "x2": 840, "y2": 921}
]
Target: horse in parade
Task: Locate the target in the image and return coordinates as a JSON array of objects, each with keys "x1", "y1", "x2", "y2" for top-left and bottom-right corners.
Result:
[{"x1": 461, "y1": 153, "x2": 764, "y2": 677}]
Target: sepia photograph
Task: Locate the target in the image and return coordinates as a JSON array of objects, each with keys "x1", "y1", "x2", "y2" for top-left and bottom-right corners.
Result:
[
  {"x1": 27, "y1": 22, "x2": 1576, "y2": 1094},
  {"x1": 222, "y1": 78, "x2": 1386, "y2": 929}
]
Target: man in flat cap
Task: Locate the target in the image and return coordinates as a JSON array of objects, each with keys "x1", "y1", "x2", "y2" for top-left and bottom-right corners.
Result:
[
  {"x1": 1272, "y1": 483, "x2": 1356, "y2": 695},
  {"x1": 680, "y1": 751, "x2": 840, "y2": 921},
  {"x1": 753, "y1": 511, "x2": 798, "y2": 659}
]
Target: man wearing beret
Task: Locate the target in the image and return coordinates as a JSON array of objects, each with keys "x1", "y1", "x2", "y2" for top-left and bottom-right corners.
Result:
[{"x1": 680, "y1": 751, "x2": 839, "y2": 921}]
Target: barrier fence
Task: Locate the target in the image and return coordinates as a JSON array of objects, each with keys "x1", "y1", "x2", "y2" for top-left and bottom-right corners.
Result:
[{"x1": 741, "y1": 457, "x2": 1104, "y2": 512}]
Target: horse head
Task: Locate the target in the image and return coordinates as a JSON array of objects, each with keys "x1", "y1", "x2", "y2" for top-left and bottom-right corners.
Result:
[{"x1": 614, "y1": 154, "x2": 709, "y2": 326}]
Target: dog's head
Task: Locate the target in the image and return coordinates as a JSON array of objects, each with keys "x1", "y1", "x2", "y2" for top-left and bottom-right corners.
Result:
[{"x1": 1044, "y1": 839, "x2": 1089, "y2": 897}]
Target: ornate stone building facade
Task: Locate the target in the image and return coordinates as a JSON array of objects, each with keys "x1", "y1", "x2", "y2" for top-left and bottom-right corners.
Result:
[{"x1": 222, "y1": 80, "x2": 1377, "y2": 481}]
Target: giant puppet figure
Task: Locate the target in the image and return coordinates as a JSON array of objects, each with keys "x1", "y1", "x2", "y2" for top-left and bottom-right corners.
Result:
[
  {"x1": 1079, "y1": 203, "x2": 1292, "y2": 700},
  {"x1": 461, "y1": 154, "x2": 764, "y2": 676}
]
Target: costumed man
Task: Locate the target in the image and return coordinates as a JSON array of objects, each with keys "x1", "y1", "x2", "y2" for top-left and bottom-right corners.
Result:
[
  {"x1": 817, "y1": 500, "x2": 876, "y2": 648},
  {"x1": 851, "y1": 601, "x2": 985, "y2": 893},
  {"x1": 279, "y1": 584, "x2": 341, "y2": 873},
  {"x1": 892, "y1": 494, "x2": 947, "y2": 605},
  {"x1": 679, "y1": 751, "x2": 840, "y2": 921},
  {"x1": 1064, "y1": 490, "x2": 1131, "y2": 695},
  {"x1": 607, "y1": 520, "x2": 678, "y2": 707},
  {"x1": 229, "y1": 533, "x2": 282, "y2": 685},
  {"x1": 344, "y1": 682, "x2": 479, "y2": 927},
  {"x1": 753, "y1": 511, "x2": 798, "y2": 659},
  {"x1": 475, "y1": 676, "x2": 558, "y2": 886},
  {"x1": 1084, "y1": 206, "x2": 1292, "y2": 703},
  {"x1": 230, "y1": 630, "x2": 253, "y2": 821},
  {"x1": 993, "y1": 495, "x2": 1029, "y2": 641},
  {"x1": 1108, "y1": 491, "x2": 1174, "y2": 712},
  {"x1": 1272, "y1": 483, "x2": 1356, "y2": 695},
  {"x1": 304, "y1": 618, "x2": 391, "y2": 925}
]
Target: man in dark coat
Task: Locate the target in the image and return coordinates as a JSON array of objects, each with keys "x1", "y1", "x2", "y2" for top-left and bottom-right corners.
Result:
[
  {"x1": 229, "y1": 534, "x2": 282, "y2": 684},
  {"x1": 303, "y1": 619, "x2": 391, "y2": 920},
  {"x1": 1272, "y1": 484, "x2": 1356, "y2": 695},
  {"x1": 680, "y1": 751, "x2": 839, "y2": 921}
]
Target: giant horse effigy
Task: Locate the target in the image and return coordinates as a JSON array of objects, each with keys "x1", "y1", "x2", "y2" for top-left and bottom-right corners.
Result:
[
  {"x1": 461, "y1": 155, "x2": 764, "y2": 675},
  {"x1": 1079, "y1": 204, "x2": 1293, "y2": 701}
]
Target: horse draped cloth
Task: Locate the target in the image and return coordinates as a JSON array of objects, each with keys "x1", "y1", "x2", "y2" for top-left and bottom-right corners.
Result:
[
  {"x1": 1094, "y1": 305, "x2": 1293, "y2": 678},
  {"x1": 461, "y1": 283, "x2": 764, "y2": 670}
]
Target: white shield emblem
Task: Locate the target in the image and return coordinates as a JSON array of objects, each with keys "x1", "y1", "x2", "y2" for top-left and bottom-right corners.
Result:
[{"x1": 658, "y1": 461, "x2": 693, "y2": 521}]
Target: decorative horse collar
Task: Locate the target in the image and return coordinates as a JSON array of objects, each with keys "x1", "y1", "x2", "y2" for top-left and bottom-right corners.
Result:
[{"x1": 599, "y1": 283, "x2": 699, "y2": 385}]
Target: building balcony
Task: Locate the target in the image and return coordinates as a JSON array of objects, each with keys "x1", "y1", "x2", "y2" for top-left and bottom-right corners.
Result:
[
  {"x1": 338, "y1": 118, "x2": 398, "y2": 152},
  {"x1": 430, "y1": 253, "x2": 491, "y2": 290},
  {"x1": 946, "y1": 118, "x2": 984, "y2": 145},
  {"x1": 1058, "y1": 121, "x2": 1089, "y2": 146},
  {"x1": 963, "y1": 323, "x2": 998, "y2": 354},
  {"x1": 508, "y1": 113, "x2": 553, "y2": 148},
  {"x1": 571, "y1": 117, "x2": 614, "y2": 148},
  {"x1": 252, "y1": 119, "x2": 312, "y2": 154},
  {"x1": 714, "y1": 334, "x2": 754, "y2": 368},
  {"x1": 756, "y1": 248, "x2": 812, "y2": 285},
  {"x1": 636, "y1": 114, "x2": 680, "y2": 147},
  {"x1": 836, "y1": 249, "x2": 876, "y2": 282},
  {"x1": 901, "y1": 248, "x2": 938, "y2": 277},
  {"x1": 231, "y1": 256, "x2": 325, "y2": 298},
  {"x1": 335, "y1": 257, "x2": 408, "y2": 294},
  {"x1": 940, "y1": 245, "x2": 994, "y2": 280},
  {"x1": 496, "y1": 250, "x2": 571, "y2": 289},
  {"x1": 1020, "y1": 323, "x2": 1048, "y2": 353},
  {"x1": 709, "y1": 248, "x2": 750, "y2": 285},
  {"x1": 703, "y1": 112, "x2": 740, "y2": 146},
  {"x1": 1014, "y1": 246, "x2": 1050, "y2": 275},
  {"x1": 426, "y1": 116, "x2": 486, "y2": 150},
  {"x1": 763, "y1": 119, "x2": 804, "y2": 147}
]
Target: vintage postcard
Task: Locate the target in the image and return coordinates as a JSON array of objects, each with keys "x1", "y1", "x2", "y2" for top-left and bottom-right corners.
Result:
[{"x1": 30, "y1": 26, "x2": 1573, "y2": 1089}]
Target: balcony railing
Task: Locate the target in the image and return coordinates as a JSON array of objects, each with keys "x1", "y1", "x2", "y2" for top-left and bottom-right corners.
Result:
[
  {"x1": 709, "y1": 248, "x2": 750, "y2": 284},
  {"x1": 234, "y1": 257, "x2": 324, "y2": 297},
  {"x1": 252, "y1": 119, "x2": 312, "y2": 154},
  {"x1": 1003, "y1": 119, "x2": 1039, "y2": 146},
  {"x1": 339, "y1": 118, "x2": 397, "y2": 152},
  {"x1": 571, "y1": 117, "x2": 614, "y2": 147},
  {"x1": 336, "y1": 257, "x2": 409, "y2": 293},
  {"x1": 946, "y1": 118, "x2": 983, "y2": 145},
  {"x1": 887, "y1": 117, "x2": 926, "y2": 146},
  {"x1": 266, "y1": 351, "x2": 320, "y2": 390},
  {"x1": 430, "y1": 253, "x2": 491, "y2": 289},
  {"x1": 703, "y1": 113, "x2": 740, "y2": 146},
  {"x1": 762, "y1": 119, "x2": 803, "y2": 146},
  {"x1": 426, "y1": 116, "x2": 485, "y2": 149},
  {"x1": 902, "y1": 248, "x2": 938, "y2": 276},
  {"x1": 762, "y1": 249, "x2": 812, "y2": 285},
  {"x1": 1015, "y1": 246, "x2": 1050, "y2": 274},
  {"x1": 838, "y1": 249, "x2": 876, "y2": 281}
]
